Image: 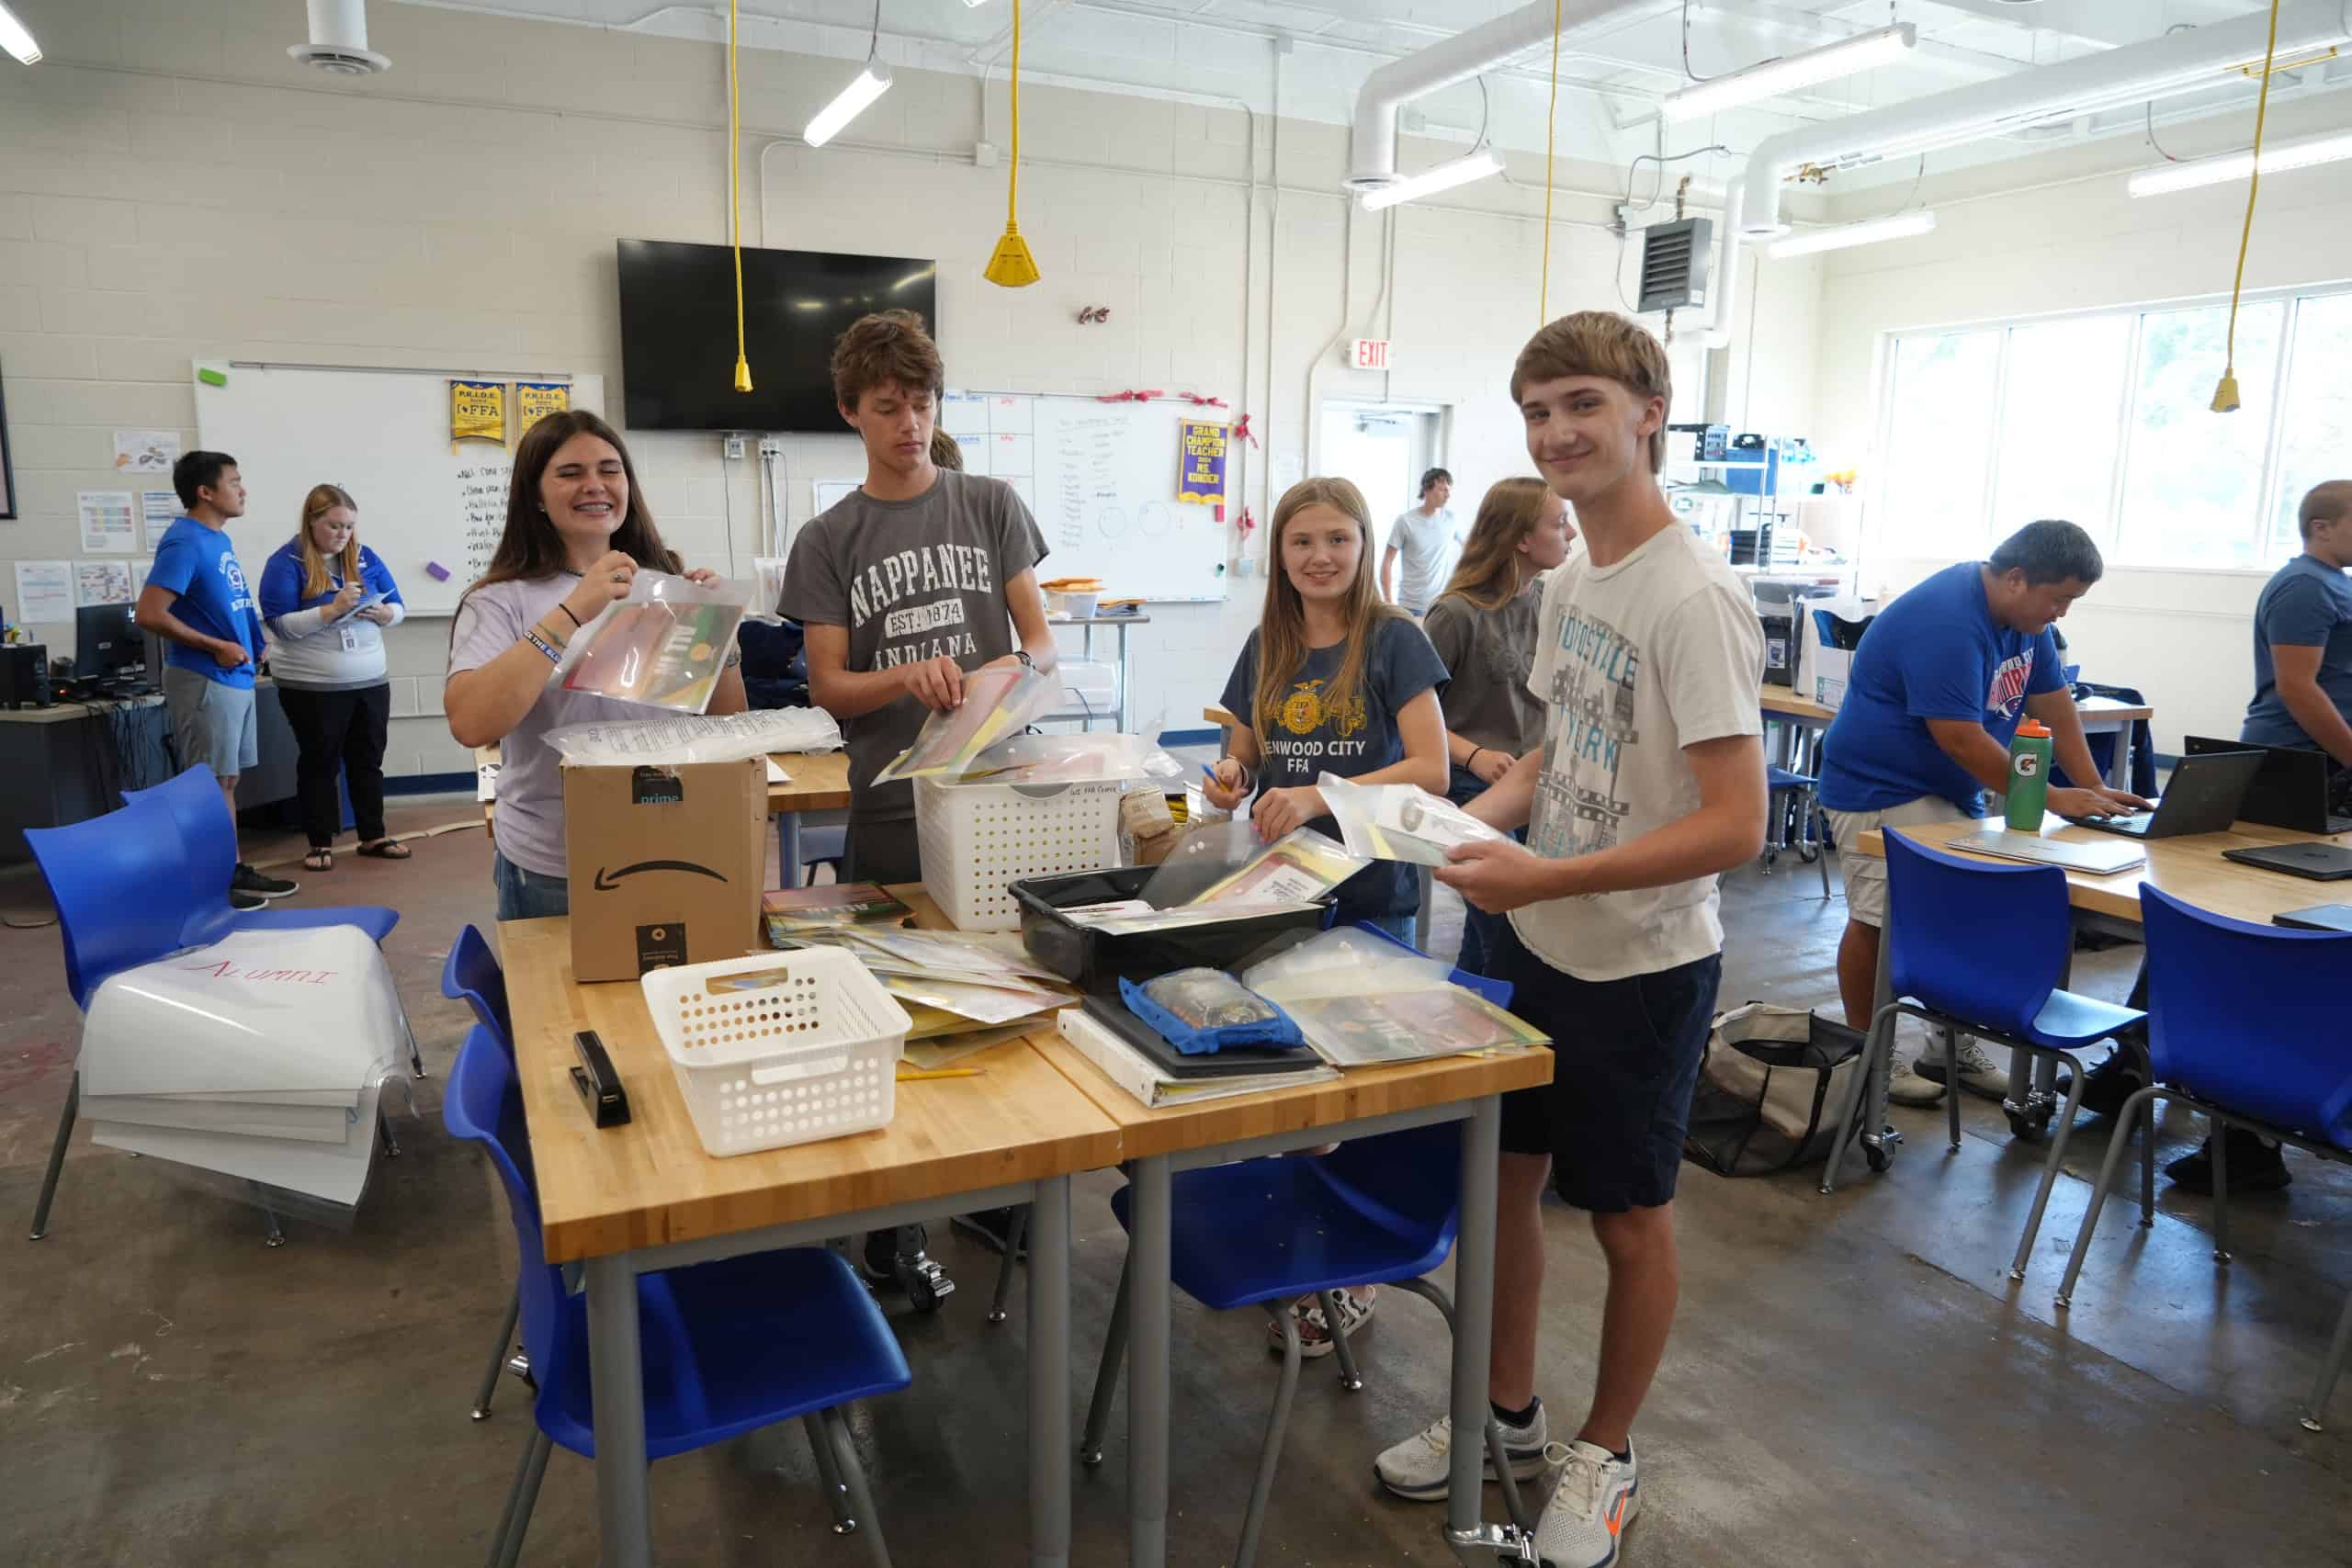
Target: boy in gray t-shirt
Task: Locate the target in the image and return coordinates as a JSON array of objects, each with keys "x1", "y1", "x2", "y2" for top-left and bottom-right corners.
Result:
[{"x1": 782, "y1": 310, "x2": 1054, "y2": 884}]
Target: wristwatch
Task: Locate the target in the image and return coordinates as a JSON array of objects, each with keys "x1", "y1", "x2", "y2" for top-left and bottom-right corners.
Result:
[{"x1": 1012, "y1": 649, "x2": 1035, "y2": 670}]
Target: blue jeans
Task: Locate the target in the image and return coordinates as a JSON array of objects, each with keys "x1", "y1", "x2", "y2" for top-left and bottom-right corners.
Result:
[
  {"x1": 1351, "y1": 911, "x2": 1418, "y2": 946},
  {"x1": 492, "y1": 852, "x2": 571, "y2": 921}
]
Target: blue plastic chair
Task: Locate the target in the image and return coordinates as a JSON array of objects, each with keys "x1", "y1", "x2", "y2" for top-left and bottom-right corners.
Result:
[
  {"x1": 1823, "y1": 830, "x2": 2148, "y2": 1281},
  {"x1": 1076, "y1": 1122, "x2": 1530, "y2": 1568},
  {"x1": 442, "y1": 924, "x2": 526, "y2": 1422},
  {"x1": 442, "y1": 1028, "x2": 911, "y2": 1567},
  {"x1": 122, "y1": 765, "x2": 401, "y2": 949},
  {"x1": 2054, "y1": 886, "x2": 2352, "y2": 1431}
]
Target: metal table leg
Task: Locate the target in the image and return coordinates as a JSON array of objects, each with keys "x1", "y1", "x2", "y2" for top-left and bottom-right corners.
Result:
[
  {"x1": 1444, "y1": 1098, "x2": 1503, "y2": 1556},
  {"x1": 779, "y1": 811, "x2": 803, "y2": 891},
  {"x1": 585, "y1": 1255, "x2": 652, "y2": 1568},
  {"x1": 1028, "y1": 1175, "x2": 1072, "y2": 1568},
  {"x1": 1127, "y1": 1156, "x2": 1171, "y2": 1568}
]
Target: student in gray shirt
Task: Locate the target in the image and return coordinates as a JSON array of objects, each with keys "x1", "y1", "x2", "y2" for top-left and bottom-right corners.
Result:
[
  {"x1": 1381, "y1": 467, "x2": 1456, "y2": 615},
  {"x1": 1419, "y1": 476, "x2": 1576, "y2": 973},
  {"x1": 782, "y1": 310, "x2": 1056, "y2": 885},
  {"x1": 446, "y1": 410, "x2": 744, "y2": 921}
]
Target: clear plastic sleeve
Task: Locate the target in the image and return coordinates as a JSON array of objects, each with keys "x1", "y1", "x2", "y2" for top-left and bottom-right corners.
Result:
[
  {"x1": 541, "y1": 706, "x2": 842, "y2": 765},
  {"x1": 1316, "y1": 772, "x2": 1511, "y2": 866},
  {"x1": 551, "y1": 570, "x2": 749, "y2": 715},
  {"x1": 871, "y1": 660, "x2": 1057, "y2": 784}
]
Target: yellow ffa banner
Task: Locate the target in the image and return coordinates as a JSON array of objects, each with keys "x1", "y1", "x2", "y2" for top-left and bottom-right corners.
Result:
[
  {"x1": 450, "y1": 379, "x2": 507, "y2": 447},
  {"x1": 1177, "y1": 419, "x2": 1229, "y2": 505},
  {"x1": 515, "y1": 380, "x2": 570, "y2": 439}
]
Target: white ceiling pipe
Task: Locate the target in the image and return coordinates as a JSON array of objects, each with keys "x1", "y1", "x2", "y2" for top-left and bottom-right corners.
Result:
[
  {"x1": 1736, "y1": 0, "x2": 2352, "y2": 235},
  {"x1": 1700, "y1": 180, "x2": 1743, "y2": 349},
  {"x1": 1348, "y1": 0, "x2": 1640, "y2": 193}
]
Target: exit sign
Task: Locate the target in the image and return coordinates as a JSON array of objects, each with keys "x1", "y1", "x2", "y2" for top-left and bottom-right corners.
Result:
[{"x1": 1351, "y1": 338, "x2": 1392, "y2": 371}]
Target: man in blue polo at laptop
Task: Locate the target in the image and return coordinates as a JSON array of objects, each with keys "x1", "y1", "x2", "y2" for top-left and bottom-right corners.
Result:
[{"x1": 1817, "y1": 519, "x2": 2146, "y2": 1106}]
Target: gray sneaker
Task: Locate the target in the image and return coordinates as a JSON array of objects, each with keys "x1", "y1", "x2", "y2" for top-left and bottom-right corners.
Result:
[{"x1": 1374, "y1": 1405, "x2": 1549, "y2": 1502}]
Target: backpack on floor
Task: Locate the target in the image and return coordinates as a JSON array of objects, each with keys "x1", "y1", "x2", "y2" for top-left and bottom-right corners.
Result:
[{"x1": 1682, "y1": 1002, "x2": 1866, "y2": 1178}]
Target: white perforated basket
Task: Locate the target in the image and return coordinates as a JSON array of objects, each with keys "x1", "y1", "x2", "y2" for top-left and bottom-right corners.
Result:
[
  {"x1": 641, "y1": 949, "x2": 911, "y2": 1157},
  {"x1": 914, "y1": 773, "x2": 1136, "y2": 931}
]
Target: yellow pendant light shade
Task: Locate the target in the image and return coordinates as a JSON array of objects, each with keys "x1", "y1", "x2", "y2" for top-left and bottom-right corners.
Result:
[{"x1": 984, "y1": 1, "x2": 1041, "y2": 288}]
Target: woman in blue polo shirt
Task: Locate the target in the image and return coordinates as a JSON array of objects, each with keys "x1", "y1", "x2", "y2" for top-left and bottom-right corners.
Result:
[{"x1": 258, "y1": 483, "x2": 409, "y2": 873}]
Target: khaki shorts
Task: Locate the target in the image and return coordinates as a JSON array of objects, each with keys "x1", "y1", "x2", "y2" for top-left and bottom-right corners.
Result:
[{"x1": 1824, "y1": 796, "x2": 1972, "y2": 927}]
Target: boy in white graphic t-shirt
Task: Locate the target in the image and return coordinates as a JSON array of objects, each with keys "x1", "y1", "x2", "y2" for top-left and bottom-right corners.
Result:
[{"x1": 1373, "y1": 313, "x2": 1767, "y2": 1568}]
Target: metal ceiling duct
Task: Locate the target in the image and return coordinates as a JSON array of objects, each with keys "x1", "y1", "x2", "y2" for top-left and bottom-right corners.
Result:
[{"x1": 288, "y1": 0, "x2": 390, "y2": 76}]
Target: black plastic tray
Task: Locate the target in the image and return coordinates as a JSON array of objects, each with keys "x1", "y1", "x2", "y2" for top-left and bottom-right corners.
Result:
[{"x1": 1010, "y1": 865, "x2": 1331, "y2": 993}]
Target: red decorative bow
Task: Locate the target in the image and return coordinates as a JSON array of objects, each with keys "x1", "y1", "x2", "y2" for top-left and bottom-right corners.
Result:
[
  {"x1": 1179, "y1": 392, "x2": 1229, "y2": 409},
  {"x1": 1230, "y1": 412, "x2": 1258, "y2": 448},
  {"x1": 1093, "y1": 389, "x2": 1163, "y2": 403}
]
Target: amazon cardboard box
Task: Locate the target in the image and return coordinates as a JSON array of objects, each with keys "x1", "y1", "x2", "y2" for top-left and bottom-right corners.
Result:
[{"x1": 563, "y1": 758, "x2": 766, "y2": 982}]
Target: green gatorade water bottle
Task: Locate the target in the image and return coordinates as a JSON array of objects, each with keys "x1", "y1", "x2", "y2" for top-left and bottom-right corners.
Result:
[{"x1": 2005, "y1": 718, "x2": 2053, "y2": 830}]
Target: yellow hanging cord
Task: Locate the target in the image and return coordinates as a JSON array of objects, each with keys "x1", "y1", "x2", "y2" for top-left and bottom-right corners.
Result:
[
  {"x1": 729, "y1": 0, "x2": 752, "y2": 392},
  {"x1": 2213, "y1": 0, "x2": 2282, "y2": 413},
  {"x1": 984, "y1": 2, "x2": 1041, "y2": 286},
  {"x1": 1539, "y1": 0, "x2": 1561, "y2": 325}
]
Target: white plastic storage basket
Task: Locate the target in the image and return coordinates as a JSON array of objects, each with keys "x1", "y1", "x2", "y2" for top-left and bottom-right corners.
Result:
[
  {"x1": 915, "y1": 773, "x2": 1135, "y2": 931},
  {"x1": 641, "y1": 950, "x2": 912, "y2": 1158}
]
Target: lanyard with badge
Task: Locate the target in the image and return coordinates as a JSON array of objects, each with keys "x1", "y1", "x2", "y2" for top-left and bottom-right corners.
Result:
[{"x1": 334, "y1": 574, "x2": 360, "y2": 652}]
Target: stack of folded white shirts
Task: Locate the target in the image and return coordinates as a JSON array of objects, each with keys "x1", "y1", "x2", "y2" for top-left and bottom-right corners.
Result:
[{"x1": 77, "y1": 927, "x2": 413, "y2": 1210}]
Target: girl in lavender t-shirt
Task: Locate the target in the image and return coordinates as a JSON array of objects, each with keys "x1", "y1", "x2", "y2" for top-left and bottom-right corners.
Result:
[{"x1": 446, "y1": 411, "x2": 745, "y2": 921}]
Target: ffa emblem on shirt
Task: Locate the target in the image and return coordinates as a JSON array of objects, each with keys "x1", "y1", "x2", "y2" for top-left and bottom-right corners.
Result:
[{"x1": 1278, "y1": 679, "x2": 1366, "y2": 739}]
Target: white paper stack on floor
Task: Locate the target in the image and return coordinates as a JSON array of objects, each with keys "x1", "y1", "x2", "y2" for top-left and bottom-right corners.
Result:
[{"x1": 77, "y1": 928, "x2": 413, "y2": 1210}]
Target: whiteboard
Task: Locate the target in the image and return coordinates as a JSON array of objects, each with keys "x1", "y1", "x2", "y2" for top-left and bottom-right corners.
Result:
[
  {"x1": 193, "y1": 362, "x2": 605, "y2": 615},
  {"x1": 938, "y1": 391, "x2": 1231, "y2": 602}
]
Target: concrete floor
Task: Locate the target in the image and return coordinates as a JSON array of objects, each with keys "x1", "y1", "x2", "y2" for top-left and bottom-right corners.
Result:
[{"x1": 4, "y1": 808, "x2": 2351, "y2": 1567}]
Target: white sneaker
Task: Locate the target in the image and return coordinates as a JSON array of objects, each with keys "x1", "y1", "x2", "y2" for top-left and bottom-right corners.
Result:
[
  {"x1": 1532, "y1": 1439, "x2": 1639, "y2": 1568},
  {"x1": 1886, "y1": 1060, "x2": 1945, "y2": 1107},
  {"x1": 1373, "y1": 1405, "x2": 1550, "y2": 1502},
  {"x1": 1914, "y1": 1035, "x2": 2010, "y2": 1100}
]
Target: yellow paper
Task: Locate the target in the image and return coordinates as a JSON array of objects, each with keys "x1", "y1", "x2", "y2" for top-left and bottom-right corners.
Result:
[
  {"x1": 515, "y1": 380, "x2": 570, "y2": 438},
  {"x1": 450, "y1": 379, "x2": 507, "y2": 446}
]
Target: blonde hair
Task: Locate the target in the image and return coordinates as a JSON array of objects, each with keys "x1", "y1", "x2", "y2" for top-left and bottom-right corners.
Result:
[
  {"x1": 1510, "y1": 310, "x2": 1674, "y2": 474},
  {"x1": 1251, "y1": 477, "x2": 1402, "y2": 739},
  {"x1": 297, "y1": 483, "x2": 361, "y2": 598},
  {"x1": 931, "y1": 428, "x2": 965, "y2": 471},
  {"x1": 1439, "y1": 477, "x2": 1555, "y2": 612}
]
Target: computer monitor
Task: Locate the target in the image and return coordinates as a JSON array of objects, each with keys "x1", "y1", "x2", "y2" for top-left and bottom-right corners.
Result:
[{"x1": 75, "y1": 602, "x2": 146, "y2": 685}]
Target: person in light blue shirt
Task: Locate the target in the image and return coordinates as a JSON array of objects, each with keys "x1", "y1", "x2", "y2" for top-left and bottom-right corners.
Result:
[
  {"x1": 1816, "y1": 520, "x2": 2144, "y2": 1104},
  {"x1": 135, "y1": 450, "x2": 299, "y2": 908},
  {"x1": 2242, "y1": 479, "x2": 2352, "y2": 771}
]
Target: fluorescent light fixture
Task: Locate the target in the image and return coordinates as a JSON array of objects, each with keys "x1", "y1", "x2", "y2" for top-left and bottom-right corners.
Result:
[
  {"x1": 1664, "y1": 23, "x2": 1915, "y2": 123},
  {"x1": 805, "y1": 60, "x2": 892, "y2": 148},
  {"x1": 1765, "y1": 208, "x2": 1936, "y2": 258},
  {"x1": 2127, "y1": 127, "x2": 2352, "y2": 197},
  {"x1": 1360, "y1": 147, "x2": 1505, "y2": 210},
  {"x1": 0, "y1": 1, "x2": 42, "y2": 64}
]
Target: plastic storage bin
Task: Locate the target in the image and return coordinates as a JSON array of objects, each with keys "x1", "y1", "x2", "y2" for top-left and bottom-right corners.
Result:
[
  {"x1": 641, "y1": 949, "x2": 912, "y2": 1157},
  {"x1": 915, "y1": 773, "x2": 1136, "y2": 931},
  {"x1": 1012, "y1": 865, "x2": 1332, "y2": 993}
]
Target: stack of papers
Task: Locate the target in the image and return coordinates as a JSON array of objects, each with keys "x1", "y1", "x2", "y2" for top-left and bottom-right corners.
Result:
[
  {"x1": 762, "y1": 882, "x2": 914, "y2": 945},
  {"x1": 773, "y1": 926, "x2": 1078, "y2": 1067},
  {"x1": 1058, "y1": 998, "x2": 1337, "y2": 1108},
  {"x1": 76, "y1": 928, "x2": 412, "y2": 1209}
]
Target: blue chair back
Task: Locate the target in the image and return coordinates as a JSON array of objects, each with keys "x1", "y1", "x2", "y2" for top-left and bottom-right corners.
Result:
[
  {"x1": 122, "y1": 764, "x2": 239, "y2": 945},
  {"x1": 442, "y1": 1027, "x2": 570, "y2": 1402},
  {"x1": 442, "y1": 925, "x2": 514, "y2": 1050},
  {"x1": 2140, "y1": 886, "x2": 2352, "y2": 1146},
  {"x1": 25, "y1": 797, "x2": 197, "y2": 1010},
  {"x1": 1883, "y1": 829, "x2": 2072, "y2": 1036}
]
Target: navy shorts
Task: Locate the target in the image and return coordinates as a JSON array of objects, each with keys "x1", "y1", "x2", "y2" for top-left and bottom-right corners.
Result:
[{"x1": 1491, "y1": 920, "x2": 1722, "y2": 1213}]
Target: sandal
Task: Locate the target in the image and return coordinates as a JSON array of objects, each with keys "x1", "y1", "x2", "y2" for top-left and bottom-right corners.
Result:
[
  {"x1": 303, "y1": 848, "x2": 334, "y2": 873},
  {"x1": 356, "y1": 839, "x2": 412, "y2": 860},
  {"x1": 1268, "y1": 1285, "x2": 1376, "y2": 1359}
]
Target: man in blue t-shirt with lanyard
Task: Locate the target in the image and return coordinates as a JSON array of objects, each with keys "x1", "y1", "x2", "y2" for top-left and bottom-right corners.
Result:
[
  {"x1": 1818, "y1": 520, "x2": 2146, "y2": 1105},
  {"x1": 135, "y1": 450, "x2": 300, "y2": 911}
]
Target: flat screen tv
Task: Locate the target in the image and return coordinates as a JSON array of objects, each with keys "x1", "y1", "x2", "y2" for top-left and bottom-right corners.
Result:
[{"x1": 616, "y1": 240, "x2": 939, "y2": 432}]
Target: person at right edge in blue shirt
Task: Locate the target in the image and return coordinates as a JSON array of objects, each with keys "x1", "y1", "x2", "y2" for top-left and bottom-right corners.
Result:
[
  {"x1": 2098, "y1": 479, "x2": 2352, "y2": 1195},
  {"x1": 1816, "y1": 520, "x2": 2148, "y2": 1108}
]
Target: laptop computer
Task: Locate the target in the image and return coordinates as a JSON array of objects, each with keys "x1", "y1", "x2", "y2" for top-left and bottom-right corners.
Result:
[
  {"x1": 2221, "y1": 842, "x2": 2352, "y2": 882},
  {"x1": 2275, "y1": 903, "x2": 2352, "y2": 932},
  {"x1": 2183, "y1": 735, "x2": 2352, "y2": 834},
  {"x1": 1941, "y1": 829, "x2": 2148, "y2": 875},
  {"x1": 2071, "y1": 749, "x2": 2266, "y2": 840}
]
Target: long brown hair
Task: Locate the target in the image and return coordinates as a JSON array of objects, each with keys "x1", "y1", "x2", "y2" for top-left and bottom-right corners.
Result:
[
  {"x1": 462, "y1": 411, "x2": 679, "y2": 615},
  {"x1": 1439, "y1": 477, "x2": 1553, "y2": 612},
  {"x1": 1251, "y1": 477, "x2": 1401, "y2": 739},
  {"x1": 296, "y1": 483, "x2": 361, "y2": 598}
]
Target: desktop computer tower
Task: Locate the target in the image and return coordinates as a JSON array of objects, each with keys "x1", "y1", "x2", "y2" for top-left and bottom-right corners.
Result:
[{"x1": 0, "y1": 643, "x2": 51, "y2": 709}]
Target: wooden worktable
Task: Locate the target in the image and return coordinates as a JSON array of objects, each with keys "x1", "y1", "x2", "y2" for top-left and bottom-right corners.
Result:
[
  {"x1": 1762, "y1": 688, "x2": 2154, "y2": 728},
  {"x1": 1852, "y1": 817, "x2": 2346, "y2": 926},
  {"x1": 498, "y1": 916, "x2": 1122, "y2": 1264},
  {"x1": 766, "y1": 748, "x2": 851, "y2": 814}
]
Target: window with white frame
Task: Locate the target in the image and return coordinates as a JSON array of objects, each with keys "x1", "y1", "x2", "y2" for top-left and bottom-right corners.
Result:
[{"x1": 1876, "y1": 284, "x2": 2349, "y2": 570}]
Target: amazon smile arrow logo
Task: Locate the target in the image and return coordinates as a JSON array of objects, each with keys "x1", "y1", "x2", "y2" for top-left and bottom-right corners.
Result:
[{"x1": 593, "y1": 860, "x2": 729, "y2": 891}]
